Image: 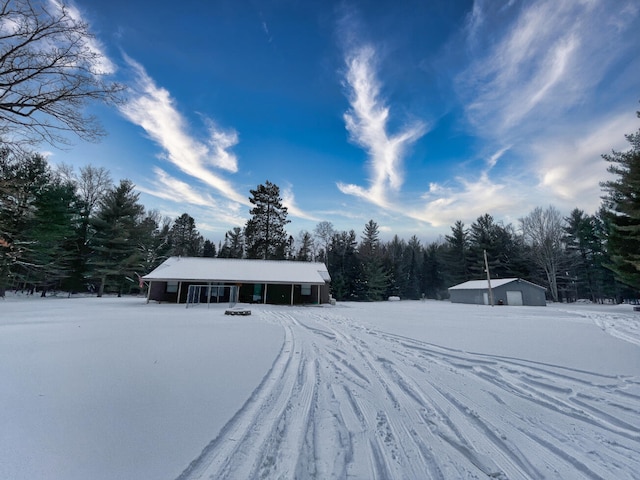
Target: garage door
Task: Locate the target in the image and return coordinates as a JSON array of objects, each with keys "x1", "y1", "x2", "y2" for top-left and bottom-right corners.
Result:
[{"x1": 506, "y1": 290, "x2": 523, "y2": 306}]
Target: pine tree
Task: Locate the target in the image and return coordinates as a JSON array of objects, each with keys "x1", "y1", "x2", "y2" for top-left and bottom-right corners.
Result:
[
  {"x1": 219, "y1": 227, "x2": 245, "y2": 258},
  {"x1": 244, "y1": 181, "x2": 290, "y2": 260},
  {"x1": 358, "y1": 220, "x2": 388, "y2": 301},
  {"x1": 601, "y1": 112, "x2": 640, "y2": 291},
  {"x1": 296, "y1": 231, "x2": 314, "y2": 261},
  {"x1": 0, "y1": 149, "x2": 50, "y2": 291},
  {"x1": 404, "y1": 235, "x2": 423, "y2": 299},
  {"x1": 327, "y1": 230, "x2": 360, "y2": 300},
  {"x1": 202, "y1": 240, "x2": 216, "y2": 257},
  {"x1": 383, "y1": 235, "x2": 406, "y2": 297},
  {"x1": 422, "y1": 242, "x2": 446, "y2": 299},
  {"x1": 136, "y1": 211, "x2": 171, "y2": 277},
  {"x1": 89, "y1": 180, "x2": 144, "y2": 297},
  {"x1": 21, "y1": 179, "x2": 78, "y2": 295},
  {"x1": 443, "y1": 220, "x2": 471, "y2": 285},
  {"x1": 169, "y1": 213, "x2": 203, "y2": 257},
  {"x1": 67, "y1": 165, "x2": 112, "y2": 292}
]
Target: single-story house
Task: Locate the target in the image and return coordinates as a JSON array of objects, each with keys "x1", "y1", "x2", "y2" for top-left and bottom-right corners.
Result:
[
  {"x1": 142, "y1": 257, "x2": 331, "y2": 305},
  {"x1": 448, "y1": 278, "x2": 546, "y2": 306}
]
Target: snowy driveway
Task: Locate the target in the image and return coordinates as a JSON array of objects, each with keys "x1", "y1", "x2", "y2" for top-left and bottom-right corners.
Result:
[{"x1": 178, "y1": 304, "x2": 640, "y2": 480}]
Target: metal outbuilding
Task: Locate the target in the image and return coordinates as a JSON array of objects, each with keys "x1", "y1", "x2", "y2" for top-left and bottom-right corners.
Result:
[{"x1": 448, "y1": 278, "x2": 547, "y2": 306}]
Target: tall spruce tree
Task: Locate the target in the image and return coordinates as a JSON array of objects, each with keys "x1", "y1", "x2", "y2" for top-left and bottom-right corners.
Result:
[
  {"x1": 601, "y1": 112, "x2": 640, "y2": 291},
  {"x1": 244, "y1": 181, "x2": 290, "y2": 260},
  {"x1": 90, "y1": 180, "x2": 144, "y2": 296},
  {"x1": 358, "y1": 220, "x2": 388, "y2": 301},
  {"x1": 443, "y1": 220, "x2": 471, "y2": 285}
]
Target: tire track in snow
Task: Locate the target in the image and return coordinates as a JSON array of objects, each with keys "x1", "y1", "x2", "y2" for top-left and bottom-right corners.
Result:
[{"x1": 178, "y1": 307, "x2": 640, "y2": 480}]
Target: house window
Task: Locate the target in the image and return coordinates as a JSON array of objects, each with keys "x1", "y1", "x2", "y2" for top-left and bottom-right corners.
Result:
[
  {"x1": 301, "y1": 284, "x2": 312, "y2": 296},
  {"x1": 166, "y1": 281, "x2": 178, "y2": 293}
]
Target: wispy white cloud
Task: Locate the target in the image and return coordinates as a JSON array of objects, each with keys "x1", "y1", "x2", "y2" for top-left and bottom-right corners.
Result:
[
  {"x1": 281, "y1": 185, "x2": 320, "y2": 221},
  {"x1": 458, "y1": 0, "x2": 637, "y2": 141},
  {"x1": 49, "y1": 0, "x2": 116, "y2": 75},
  {"x1": 137, "y1": 167, "x2": 218, "y2": 207},
  {"x1": 410, "y1": 0, "x2": 640, "y2": 229},
  {"x1": 532, "y1": 112, "x2": 637, "y2": 211},
  {"x1": 119, "y1": 56, "x2": 247, "y2": 206},
  {"x1": 338, "y1": 45, "x2": 426, "y2": 207},
  {"x1": 408, "y1": 169, "x2": 523, "y2": 228}
]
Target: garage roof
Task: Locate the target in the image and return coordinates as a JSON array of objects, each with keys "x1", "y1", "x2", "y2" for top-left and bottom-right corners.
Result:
[{"x1": 449, "y1": 278, "x2": 545, "y2": 290}]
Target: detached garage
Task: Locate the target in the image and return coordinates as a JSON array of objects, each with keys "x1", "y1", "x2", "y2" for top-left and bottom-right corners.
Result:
[
  {"x1": 448, "y1": 278, "x2": 546, "y2": 306},
  {"x1": 143, "y1": 257, "x2": 331, "y2": 306}
]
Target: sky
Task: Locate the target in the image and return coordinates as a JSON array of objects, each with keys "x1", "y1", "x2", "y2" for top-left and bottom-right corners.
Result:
[{"x1": 46, "y1": 0, "x2": 640, "y2": 244}]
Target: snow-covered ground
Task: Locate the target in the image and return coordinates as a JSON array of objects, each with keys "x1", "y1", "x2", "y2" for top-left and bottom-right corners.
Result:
[{"x1": 1, "y1": 295, "x2": 639, "y2": 479}]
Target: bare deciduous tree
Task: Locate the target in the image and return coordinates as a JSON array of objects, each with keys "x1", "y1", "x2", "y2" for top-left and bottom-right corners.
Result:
[
  {"x1": 520, "y1": 205, "x2": 566, "y2": 302},
  {"x1": 0, "y1": 0, "x2": 124, "y2": 148}
]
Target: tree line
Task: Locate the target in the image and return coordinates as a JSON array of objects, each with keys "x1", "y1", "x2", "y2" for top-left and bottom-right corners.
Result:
[
  {"x1": 0, "y1": 2, "x2": 638, "y2": 302},
  {"x1": 1, "y1": 109, "x2": 639, "y2": 301}
]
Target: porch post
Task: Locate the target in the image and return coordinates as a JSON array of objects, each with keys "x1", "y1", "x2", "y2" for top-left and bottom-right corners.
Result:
[
  {"x1": 263, "y1": 283, "x2": 268, "y2": 304},
  {"x1": 177, "y1": 282, "x2": 182, "y2": 304},
  {"x1": 290, "y1": 284, "x2": 294, "y2": 305}
]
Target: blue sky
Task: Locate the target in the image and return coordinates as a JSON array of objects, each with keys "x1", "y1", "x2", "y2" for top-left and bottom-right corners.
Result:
[{"x1": 49, "y1": 0, "x2": 640, "y2": 244}]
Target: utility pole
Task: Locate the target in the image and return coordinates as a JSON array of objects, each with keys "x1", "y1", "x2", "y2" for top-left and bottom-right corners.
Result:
[{"x1": 484, "y1": 249, "x2": 494, "y2": 307}]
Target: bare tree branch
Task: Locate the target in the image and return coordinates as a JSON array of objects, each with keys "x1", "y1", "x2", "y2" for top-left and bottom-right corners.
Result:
[{"x1": 0, "y1": 0, "x2": 124, "y2": 148}]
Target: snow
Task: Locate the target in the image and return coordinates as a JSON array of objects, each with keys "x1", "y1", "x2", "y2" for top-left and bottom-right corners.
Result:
[
  {"x1": 143, "y1": 256, "x2": 330, "y2": 284},
  {"x1": 1, "y1": 295, "x2": 639, "y2": 479}
]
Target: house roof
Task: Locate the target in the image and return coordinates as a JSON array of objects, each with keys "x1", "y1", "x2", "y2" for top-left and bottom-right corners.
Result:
[
  {"x1": 143, "y1": 257, "x2": 331, "y2": 285},
  {"x1": 448, "y1": 278, "x2": 545, "y2": 291}
]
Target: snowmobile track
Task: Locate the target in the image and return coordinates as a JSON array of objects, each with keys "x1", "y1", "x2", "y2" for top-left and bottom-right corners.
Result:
[{"x1": 177, "y1": 307, "x2": 640, "y2": 480}]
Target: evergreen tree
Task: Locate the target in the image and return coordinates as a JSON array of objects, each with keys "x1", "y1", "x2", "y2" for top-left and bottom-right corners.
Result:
[
  {"x1": 601, "y1": 112, "x2": 640, "y2": 291},
  {"x1": 202, "y1": 239, "x2": 216, "y2": 257},
  {"x1": 360, "y1": 219, "x2": 381, "y2": 259},
  {"x1": 327, "y1": 230, "x2": 360, "y2": 300},
  {"x1": 358, "y1": 220, "x2": 388, "y2": 301},
  {"x1": 0, "y1": 149, "x2": 50, "y2": 291},
  {"x1": 65, "y1": 165, "x2": 112, "y2": 292},
  {"x1": 244, "y1": 181, "x2": 290, "y2": 260},
  {"x1": 219, "y1": 227, "x2": 245, "y2": 258},
  {"x1": 136, "y1": 211, "x2": 171, "y2": 278},
  {"x1": 422, "y1": 242, "x2": 446, "y2": 299},
  {"x1": 469, "y1": 214, "x2": 523, "y2": 280},
  {"x1": 443, "y1": 220, "x2": 471, "y2": 285},
  {"x1": 89, "y1": 180, "x2": 144, "y2": 296},
  {"x1": 564, "y1": 209, "x2": 606, "y2": 301},
  {"x1": 383, "y1": 235, "x2": 406, "y2": 297},
  {"x1": 296, "y1": 230, "x2": 314, "y2": 261},
  {"x1": 21, "y1": 178, "x2": 78, "y2": 295},
  {"x1": 403, "y1": 235, "x2": 423, "y2": 299},
  {"x1": 169, "y1": 213, "x2": 203, "y2": 257}
]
